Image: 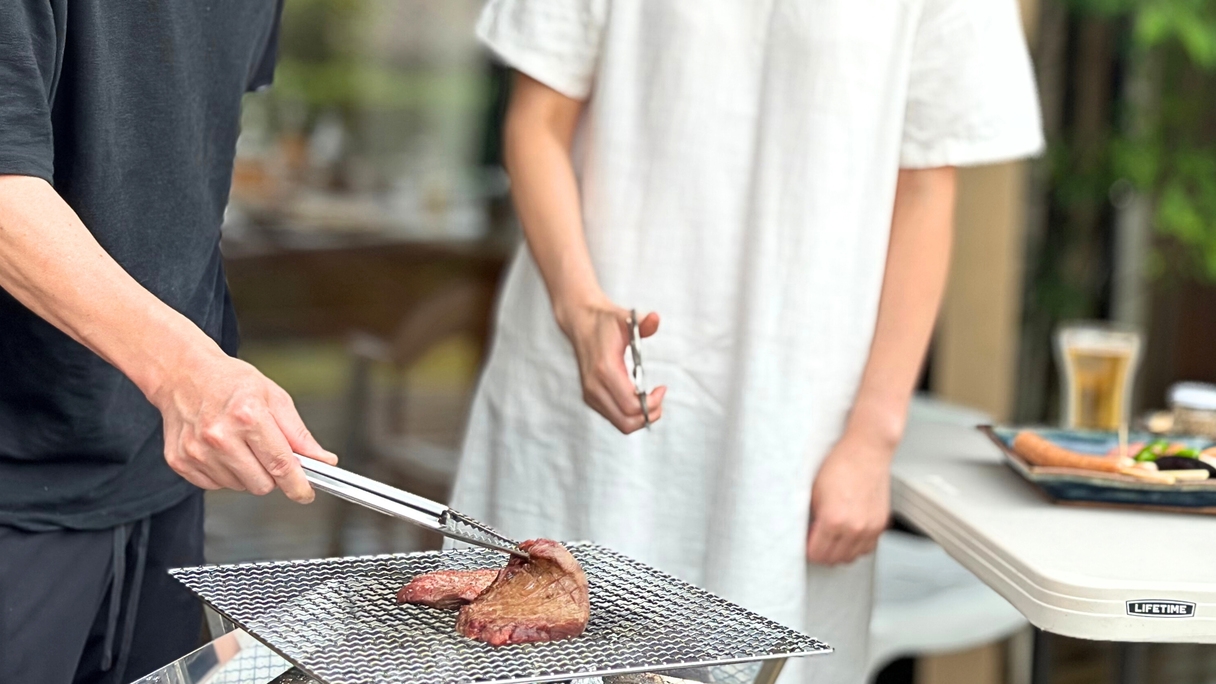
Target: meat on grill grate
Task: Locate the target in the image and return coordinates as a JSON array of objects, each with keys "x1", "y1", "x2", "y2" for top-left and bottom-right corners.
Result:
[
  {"x1": 396, "y1": 569, "x2": 500, "y2": 610},
  {"x1": 456, "y1": 539, "x2": 590, "y2": 646}
]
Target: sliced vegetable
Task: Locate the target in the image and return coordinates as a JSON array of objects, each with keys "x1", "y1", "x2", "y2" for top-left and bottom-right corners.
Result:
[
  {"x1": 1166, "y1": 469, "x2": 1211, "y2": 481},
  {"x1": 1118, "y1": 466, "x2": 1176, "y2": 485},
  {"x1": 1155, "y1": 456, "x2": 1216, "y2": 477}
]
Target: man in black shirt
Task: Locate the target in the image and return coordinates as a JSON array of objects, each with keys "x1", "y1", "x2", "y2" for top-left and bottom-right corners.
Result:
[{"x1": 0, "y1": 0, "x2": 337, "y2": 680}]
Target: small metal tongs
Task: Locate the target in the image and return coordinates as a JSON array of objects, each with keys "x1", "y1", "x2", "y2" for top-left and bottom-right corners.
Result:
[
  {"x1": 627, "y1": 309, "x2": 650, "y2": 429},
  {"x1": 295, "y1": 454, "x2": 529, "y2": 558}
]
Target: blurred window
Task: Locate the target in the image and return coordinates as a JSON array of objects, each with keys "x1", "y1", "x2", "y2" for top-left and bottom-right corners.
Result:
[{"x1": 226, "y1": 0, "x2": 507, "y2": 253}]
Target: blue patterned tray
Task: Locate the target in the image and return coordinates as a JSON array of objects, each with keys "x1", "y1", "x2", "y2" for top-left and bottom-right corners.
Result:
[{"x1": 980, "y1": 425, "x2": 1216, "y2": 514}]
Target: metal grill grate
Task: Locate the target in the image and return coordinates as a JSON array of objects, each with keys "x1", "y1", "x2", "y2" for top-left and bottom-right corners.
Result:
[{"x1": 170, "y1": 543, "x2": 830, "y2": 684}]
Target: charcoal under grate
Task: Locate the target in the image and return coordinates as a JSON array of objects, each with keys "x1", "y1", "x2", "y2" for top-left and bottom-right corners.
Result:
[{"x1": 170, "y1": 543, "x2": 830, "y2": 684}]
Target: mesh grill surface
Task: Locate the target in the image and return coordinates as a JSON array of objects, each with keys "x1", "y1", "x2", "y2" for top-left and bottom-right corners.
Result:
[{"x1": 170, "y1": 543, "x2": 830, "y2": 684}]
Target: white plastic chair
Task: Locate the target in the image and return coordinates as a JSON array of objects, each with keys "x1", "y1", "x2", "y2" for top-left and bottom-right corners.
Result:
[
  {"x1": 866, "y1": 396, "x2": 1029, "y2": 679},
  {"x1": 868, "y1": 530, "x2": 1028, "y2": 677}
]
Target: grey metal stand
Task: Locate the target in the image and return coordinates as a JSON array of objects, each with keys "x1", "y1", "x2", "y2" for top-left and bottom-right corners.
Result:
[
  {"x1": 1031, "y1": 628, "x2": 1052, "y2": 684},
  {"x1": 1112, "y1": 642, "x2": 1148, "y2": 684}
]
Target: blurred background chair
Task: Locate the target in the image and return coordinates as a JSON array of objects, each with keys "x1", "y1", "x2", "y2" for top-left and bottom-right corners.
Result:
[
  {"x1": 869, "y1": 530, "x2": 1029, "y2": 683},
  {"x1": 329, "y1": 279, "x2": 497, "y2": 556}
]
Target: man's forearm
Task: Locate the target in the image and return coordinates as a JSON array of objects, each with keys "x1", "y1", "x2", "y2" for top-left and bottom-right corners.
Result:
[
  {"x1": 0, "y1": 175, "x2": 224, "y2": 400},
  {"x1": 847, "y1": 167, "x2": 957, "y2": 453},
  {"x1": 1, "y1": 174, "x2": 336, "y2": 501}
]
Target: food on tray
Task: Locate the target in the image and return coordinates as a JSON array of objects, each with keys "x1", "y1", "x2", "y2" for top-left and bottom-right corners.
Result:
[
  {"x1": 456, "y1": 539, "x2": 590, "y2": 646},
  {"x1": 396, "y1": 569, "x2": 500, "y2": 609},
  {"x1": 985, "y1": 425, "x2": 1216, "y2": 511},
  {"x1": 1013, "y1": 431, "x2": 1130, "y2": 472},
  {"x1": 1121, "y1": 441, "x2": 1215, "y2": 480},
  {"x1": 1127, "y1": 439, "x2": 1202, "y2": 462},
  {"x1": 1121, "y1": 466, "x2": 1178, "y2": 485},
  {"x1": 1013, "y1": 430, "x2": 1216, "y2": 485},
  {"x1": 1154, "y1": 456, "x2": 1216, "y2": 479},
  {"x1": 1158, "y1": 469, "x2": 1213, "y2": 481}
]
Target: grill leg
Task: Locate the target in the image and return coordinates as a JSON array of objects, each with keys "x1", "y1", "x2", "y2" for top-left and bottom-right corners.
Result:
[
  {"x1": 205, "y1": 606, "x2": 238, "y2": 639},
  {"x1": 754, "y1": 659, "x2": 787, "y2": 684}
]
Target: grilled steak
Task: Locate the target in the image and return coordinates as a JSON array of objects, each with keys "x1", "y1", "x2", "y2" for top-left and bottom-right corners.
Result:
[
  {"x1": 396, "y1": 569, "x2": 500, "y2": 610},
  {"x1": 456, "y1": 539, "x2": 589, "y2": 646}
]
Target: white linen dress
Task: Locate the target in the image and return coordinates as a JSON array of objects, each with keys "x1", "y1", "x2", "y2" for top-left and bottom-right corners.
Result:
[{"x1": 451, "y1": 1, "x2": 1043, "y2": 681}]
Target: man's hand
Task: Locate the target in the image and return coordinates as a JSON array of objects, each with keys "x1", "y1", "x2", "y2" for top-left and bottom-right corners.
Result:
[
  {"x1": 558, "y1": 300, "x2": 666, "y2": 434},
  {"x1": 806, "y1": 430, "x2": 892, "y2": 566},
  {"x1": 149, "y1": 349, "x2": 338, "y2": 503}
]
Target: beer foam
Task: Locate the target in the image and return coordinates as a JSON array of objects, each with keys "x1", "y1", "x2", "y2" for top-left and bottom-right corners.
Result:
[{"x1": 1060, "y1": 328, "x2": 1139, "y2": 355}]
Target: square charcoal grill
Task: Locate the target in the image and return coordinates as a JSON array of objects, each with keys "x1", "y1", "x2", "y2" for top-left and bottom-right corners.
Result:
[{"x1": 170, "y1": 543, "x2": 831, "y2": 684}]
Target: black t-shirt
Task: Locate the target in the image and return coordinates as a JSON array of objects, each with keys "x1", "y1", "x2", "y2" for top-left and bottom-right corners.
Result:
[{"x1": 0, "y1": 0, "x2": 282, "y2": 530}]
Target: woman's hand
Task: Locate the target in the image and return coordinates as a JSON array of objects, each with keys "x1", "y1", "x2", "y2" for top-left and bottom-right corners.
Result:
[
  {"x1": 805, "y1": 429, "x2": 893, "y2": 566},
  {"x1": 499, "y1": 75, "x2": 665, "y2": 432},
  {"x1": 805, "y1": 168, "x2": 956, "y2": 564},
  {"x1": 557, "y1": 299, "x2": 667, "y2": 434}
]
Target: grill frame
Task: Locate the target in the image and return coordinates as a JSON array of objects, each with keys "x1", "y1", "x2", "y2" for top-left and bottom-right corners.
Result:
[{"x1": 171, "y1": 543, "x2": 831, "y2": 684}]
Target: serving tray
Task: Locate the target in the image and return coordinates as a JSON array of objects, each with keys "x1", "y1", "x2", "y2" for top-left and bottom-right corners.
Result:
[
  {"x1": 981, "y1": 425, "x2": 1216, "y2": 514},
  {"x1": 170, "y1": 543, "x2": 830, "y2": 684}
]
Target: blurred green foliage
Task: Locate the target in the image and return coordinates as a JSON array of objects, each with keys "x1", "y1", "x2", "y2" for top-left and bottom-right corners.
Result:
[
  {"x1": 1068, "y1": 0, "x2": 1216, "y2": 280},
  {"x1": 239, "y1": 0, "x2": 492, "y2": 190},
  {"x1": 274, "y1": 60, "x2": 485, "y2": 110},
  {"x1": 272, "y1": 0, "x2": 482, "y2": 111}
]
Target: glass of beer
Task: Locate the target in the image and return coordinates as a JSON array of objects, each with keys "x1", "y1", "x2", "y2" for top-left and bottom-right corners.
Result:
[{"x1": 1055, "y1": 321, "x2": 1141, "y2": 431}]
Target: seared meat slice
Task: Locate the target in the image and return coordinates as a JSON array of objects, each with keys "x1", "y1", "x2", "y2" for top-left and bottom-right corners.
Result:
[
  {"x1": 456, "y1": 539, "x2": 589, "y2": 646},
  {"x1": 396, "y1": 569, "x2": 499, "y2": 609}
]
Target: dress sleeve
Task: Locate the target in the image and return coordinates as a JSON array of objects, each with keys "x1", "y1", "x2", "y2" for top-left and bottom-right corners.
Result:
[
  {"x1": 475, "y1": 0, "x2": 609, "y2": 100},
  {"x1": 0, "y1": 0, "x2": 59, "y2": 182},
  {"x1": 899, "y1": 0, "x2": 1045, "y2": 169}
]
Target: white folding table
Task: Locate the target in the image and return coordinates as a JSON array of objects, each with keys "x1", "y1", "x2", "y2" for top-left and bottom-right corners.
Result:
[{"x1": 891, "y1": 418, "x2": 1216, "y2": 645}]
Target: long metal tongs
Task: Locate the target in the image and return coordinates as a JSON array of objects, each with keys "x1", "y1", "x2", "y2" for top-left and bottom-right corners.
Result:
[{"x1": 294, "y1": 454, "x2": 529, "y2": 558}]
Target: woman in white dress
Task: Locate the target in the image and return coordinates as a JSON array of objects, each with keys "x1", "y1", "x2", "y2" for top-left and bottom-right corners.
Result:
[{"x1": 452, "y1": 1, "x2": 1042, "y2": 681}]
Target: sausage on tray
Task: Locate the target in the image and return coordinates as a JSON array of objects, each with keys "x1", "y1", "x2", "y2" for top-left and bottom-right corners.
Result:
[{"x1": 1012, "y1": 431, "x2": 1131, "y2": 473}]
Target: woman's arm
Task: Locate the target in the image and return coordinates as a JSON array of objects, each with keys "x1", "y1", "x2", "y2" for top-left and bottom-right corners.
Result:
[
  {"x1": 806, "y1": 166, "x2": 957, "y2": 565},
  {"x1": 503, "y1": 72, "x2": 665, "y2": 433}
]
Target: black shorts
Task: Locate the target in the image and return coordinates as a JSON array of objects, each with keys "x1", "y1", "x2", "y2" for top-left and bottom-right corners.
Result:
[{"x1": 0, "y1": 491, "x2": 204, "y2": 684}]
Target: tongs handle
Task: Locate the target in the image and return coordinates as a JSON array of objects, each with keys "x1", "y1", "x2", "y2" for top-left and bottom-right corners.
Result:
[
  {"x1": 295, "y1": 454, "x2": 447, "y2": 531},
  {"x1": 297, "y1": 454, "x2": 446, "y2": 515},
  {"x1": 294, "y1": 454, "x2": 529, "y2": 558}
]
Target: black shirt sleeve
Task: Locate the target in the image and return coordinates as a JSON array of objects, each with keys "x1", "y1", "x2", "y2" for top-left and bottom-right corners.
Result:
[
  {"x1": 246, "y1": 0, "x2": 284, "y2": 92},
  {"x1": 0, "y1": 0, "x2": 62, "y2": 182}
]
